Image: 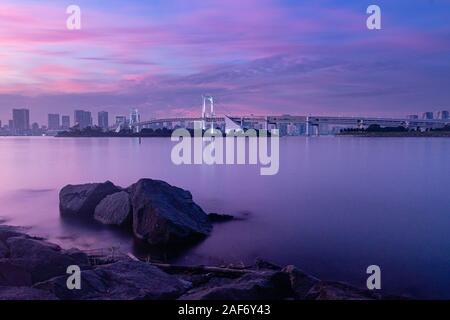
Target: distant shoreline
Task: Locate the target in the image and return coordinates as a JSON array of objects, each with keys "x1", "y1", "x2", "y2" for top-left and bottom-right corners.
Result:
[{"x1": 337, "y1": 132, "x2": 450, "y2": 137}]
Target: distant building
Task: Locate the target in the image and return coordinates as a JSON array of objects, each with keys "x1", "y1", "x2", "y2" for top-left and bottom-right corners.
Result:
[
  {"x1": 422, "y1": 112, "x2": 434, "y2": 120},
  {"x1": 61, "y1": 115, "x2": 70, "y2": 129},
  {"x1": 12, "y1": 108, "x2": 30, "y2": 134},
  {"x1": 31, "y1": 122, "x2": 42, "y2": 136},
  {"x1": 129, "y1": 109, "x2": 140, "y2": 125},
  {"x1": 48, "y1": 114, "x2": 60, "y2": 130},
  {"x1": 115, "y1": 116, "x2": 127, "y2": 125},
  {"x1": 98, "y1": 111, "x2": 109, "y2": 130},
  {"x1": 407, "y1": 115, "x2": 419, "y2": 120},
  {"x1": 74, "y1": 110, "x2": 92, "y2": 129},
  {"x1": 437, "y1": 110, "x2": 449, "y2": 120}
]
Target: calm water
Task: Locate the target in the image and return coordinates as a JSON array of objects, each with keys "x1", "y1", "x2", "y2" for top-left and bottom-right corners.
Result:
[{"x1": 0, "y1": 136, "x2": 449, "y2": 299}]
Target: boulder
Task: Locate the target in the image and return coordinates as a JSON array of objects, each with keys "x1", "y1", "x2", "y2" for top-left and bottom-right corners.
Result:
[
  {"x1": 94, "y1": 191, "x2": 132, "y2": 227},
  {"x1": 180, "y1": 271, "x2": 292, "y2": 300},
  {"x1": 304, "y1": 281, "x2": 380, "y2": 300},
  {"x1": 35, "y1": 260, "x2": 188, "y2": 300},
  {"x1": 59, "y1": 181, "x2": 121, "y2": 218},
  {"x1": 0, "y1": 260, "x2": 32, "y2": 286},
  {"x1": 0, "y1": 286, "x2": 57, "y2": 300},
  {"x1": 128, "y1": 179, "x2": 212, "y2": 246},
  {"x1": 282, "y1": 265, "x2": 319, "y2": 299},
  {"x1": 4, "y1": 236, "x2": 89, "y2": 284}
]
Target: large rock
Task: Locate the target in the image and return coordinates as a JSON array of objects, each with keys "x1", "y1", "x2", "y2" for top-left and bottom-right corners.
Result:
[
  {"x1": 282, "y1": 265, "x2": 319, "y2": 299},
  {"x1": 304, "y1": 281, "x2": 380, "y2": 300},
  {"x1": 180, "y1": 271, "x2": 292, "y2": 300},
  {"x1": 128, "y1": 179, "x2": 212, "y2": 246},
  {"x1": 35, "y1": 260, "x2": 188, "y2": 300},
  {"x1": 0, "y1": 286, "x2": 57, "y2": 300},
  {"x1": 59, "y1": 181, "x2": 121, "y2": 218},
  {"x1": 3, "y1": 236, "x2": 89, "y2": 284},
  {"x1": 94, "y1": 191, "x2": 132, "y2": 227}
]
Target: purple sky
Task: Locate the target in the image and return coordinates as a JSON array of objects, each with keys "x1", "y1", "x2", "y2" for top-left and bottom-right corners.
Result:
[{"x1": 1, "y1": 0, "x2": 449, "y2": 124}]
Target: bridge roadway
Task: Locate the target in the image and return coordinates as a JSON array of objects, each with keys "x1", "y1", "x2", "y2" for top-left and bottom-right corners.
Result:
[{"x1": 132, "y1": 115, "x2": 450, "y2": 130}]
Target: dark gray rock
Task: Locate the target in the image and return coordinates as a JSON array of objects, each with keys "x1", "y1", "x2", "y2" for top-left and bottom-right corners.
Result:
[
  {"x1": 282, "y1": 265, "x2": 319, "y2": 299},
  {"x1": 129, "y1": 179, "x2": 212, "y2": 246},
  {"x1": 59, "y1": 181, "x2": 121, "y2": 218},
  {"x1": 180, "y1": 271, "x2": 292, "y2": 300},
  {"x1": 0, "y1": 286, "x2": 57, "y2": 300},
  {"x1": 94, "y1": 191, "x2": 132, "y2": 227},
  {"x1": 4, "y1": 236, "x2": 89, "y2": 284},
  {"x1": 0, "y1": 241, "x2": 8, "y2": 258},
  {"x1": 0, "y1": 260, "x2": 32, "y2": 286},
  {"x1": 0, "y1": 225, "x2": 25, "y2": 242},
  {"x1": 207, "y1": 213, "x2": 234, "y2": 223},
  {"x1": 304, "y1": 281, "x2": 380, "y2": 300},
  {"x1": 36, "y1": 260, "x2": 188, "y2": 300}
]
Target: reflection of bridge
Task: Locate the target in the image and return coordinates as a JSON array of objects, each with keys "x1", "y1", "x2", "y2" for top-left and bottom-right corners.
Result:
[{"x1": 131, "y1": 115, "x2": 450, "y2": 136}]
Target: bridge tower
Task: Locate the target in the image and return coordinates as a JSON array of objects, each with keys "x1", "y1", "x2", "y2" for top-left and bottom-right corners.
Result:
[{"x1": 202, "y1": 95, "x2": 215, "y2": 132}]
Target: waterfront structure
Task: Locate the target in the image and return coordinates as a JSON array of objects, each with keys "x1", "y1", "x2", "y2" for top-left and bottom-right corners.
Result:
[
  {"x1": 422, "y1": 112, "x2": 434, "y2": 120},
  {"x1": 74, "y1": 110, "x2": 92, "y2": 129},
  {"x1": 61, "y1": 116, "x2": 70, "y2": 130},
  {"x1": 48, "y1": 114, "x2": 60, "y2": 130},
  {"x1": 437, "y1": 110, "x2": 449, "y2": 120},
  {"x1": 407, "y1": 115, "x2": 419, "y2": 120},
  {"x1": 98, "y1": 111, "x2": 109, "y2": 130},
  {"x1": 12, "y1": 108, "x2": 30, "y2": 135}
]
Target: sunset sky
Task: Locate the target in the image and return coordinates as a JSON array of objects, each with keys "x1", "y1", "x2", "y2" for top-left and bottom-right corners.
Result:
[{"x1": 0, "y1": 0, "x2": 449, "y2": 123}]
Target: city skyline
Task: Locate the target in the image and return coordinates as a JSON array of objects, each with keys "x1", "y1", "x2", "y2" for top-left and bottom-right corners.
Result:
[
  {"x1": 1, "y1": 106, "x2": 448, "y2": 136},
  {"x1": 0, "y1": 1, "x2": 450, "y2": 123}
]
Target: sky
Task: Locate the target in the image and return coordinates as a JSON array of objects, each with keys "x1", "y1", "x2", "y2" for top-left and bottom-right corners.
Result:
[{"x1": 0, "y1": 0, "x2": 449, "y2": 124}]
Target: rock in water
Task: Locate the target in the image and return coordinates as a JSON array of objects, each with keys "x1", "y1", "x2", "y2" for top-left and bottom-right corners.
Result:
[
  {"x1": 207, "y1": 213, "x2": 235, "y2": 223},
  {"x1": 94, "y1": 191, "x2": 132, "y2": 227},
  {"x1": 129, "y1": 179, "x2": 212, "y2": 246},
  {"x1": 59, "y1": 181, "x2": 121, "y2": 218}
]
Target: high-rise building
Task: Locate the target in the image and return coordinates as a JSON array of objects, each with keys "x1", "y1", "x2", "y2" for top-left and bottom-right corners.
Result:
[
  {"x1": 74, "y1": 110, "x2": 92, "y2": 129},
  {"x1": 130, "y1": 108, "x2": 140, "y2": 125},
  {"x1": 12, "y1": 108, "x2": 30, "y2": 134},
  {"x1": 61, "y1": 115, "x2": 70, "y2": 129},
  {"x1": 422, "y1": 112, "x2": 434, "y2": 120},
  {"x1": 98, "y1": 111, "x2": 109, "y2": 130},
  {"x1": 48, "y1": 114, "x2": 60, "y2": 130},
  {"x1": 437, "y1": 110, "x2": 449, "y2": 120}
]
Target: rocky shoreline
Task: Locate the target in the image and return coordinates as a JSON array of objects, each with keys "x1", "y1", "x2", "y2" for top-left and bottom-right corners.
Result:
[
  {"x1": 0, "y1": 225, "x2": 384, "y2": 300},
  {"x1": 0, "y1": 178, "x2": 390, "y2": 300}
]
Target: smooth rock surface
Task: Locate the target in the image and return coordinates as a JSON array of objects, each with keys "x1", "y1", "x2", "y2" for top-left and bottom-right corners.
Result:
[
  {"x1": 129, "y1": 179, "x2": 212, "y2": 246},
  {"x1": 0, "y1": 232, "x2": 89, "y2": 285},
  {"x1": 59, "y1": 181, "x2": 121, "y2": 218},
  {"x1": 94, "y1": 191, "x2": 132, "y2": 227},
  {"x1": 36, "y1": 260, "x2": 188, "y2": 300}
]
